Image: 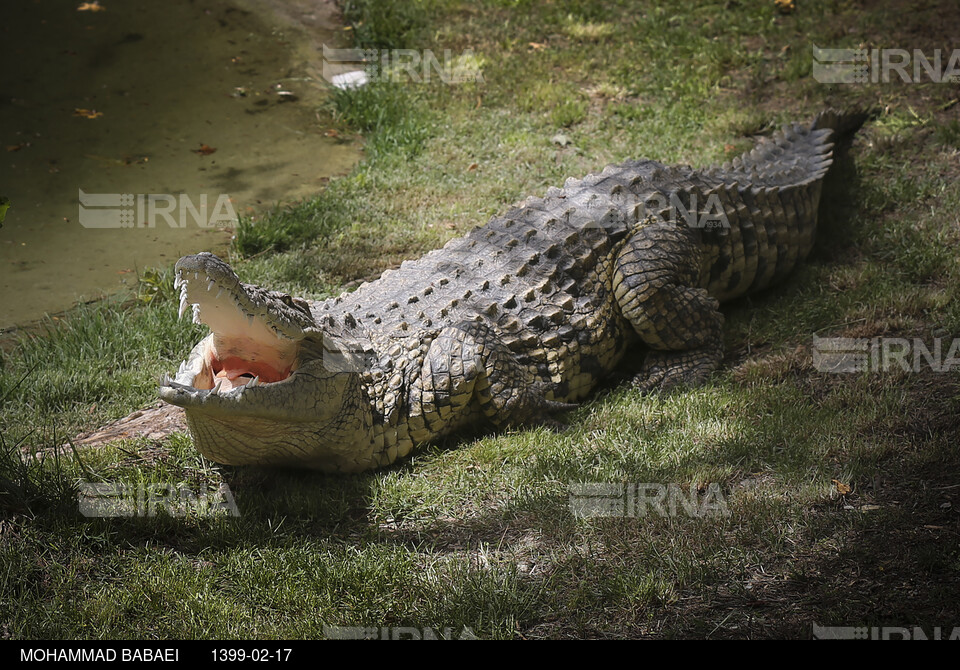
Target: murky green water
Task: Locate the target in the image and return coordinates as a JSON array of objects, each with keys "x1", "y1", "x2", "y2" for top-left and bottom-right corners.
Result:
[{"x1": 0, "y1": 0, "x2": 358, "y2": 330}]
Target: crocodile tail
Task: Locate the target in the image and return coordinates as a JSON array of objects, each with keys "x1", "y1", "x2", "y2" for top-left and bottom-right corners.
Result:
[{"x1": 811, "y1": 107, "x2": 876, "y2": 148}]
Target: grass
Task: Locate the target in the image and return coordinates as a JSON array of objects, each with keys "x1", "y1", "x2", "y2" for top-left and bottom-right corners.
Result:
[{"x1": 3, "y1": 0, "x2": 960, "y2": 639}]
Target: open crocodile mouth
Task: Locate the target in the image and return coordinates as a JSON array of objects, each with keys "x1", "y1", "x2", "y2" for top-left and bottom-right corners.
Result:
[{"x1": 159, "y1": 253, "x2": 313, "y2": 414}]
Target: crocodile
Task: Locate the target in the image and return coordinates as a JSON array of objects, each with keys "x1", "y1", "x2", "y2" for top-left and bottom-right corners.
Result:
[{"x1": 159, "y1": 109, "x2": 868, "y2": 472}]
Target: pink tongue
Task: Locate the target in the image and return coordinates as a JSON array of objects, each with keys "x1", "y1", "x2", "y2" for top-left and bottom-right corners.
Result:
[
  {"x1": 212, "y1": 373, "x2": 248, "y2": 392},
  {"x1": 213, "y1": 372, "x2": 242, "y2": 391},
  {"x1": 213, "y1": 356, "x2": 289, "y2": 390}
]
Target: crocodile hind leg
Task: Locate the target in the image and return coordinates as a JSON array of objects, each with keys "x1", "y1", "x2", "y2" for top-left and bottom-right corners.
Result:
[
  {"x1": 409, "y1": 321, "x2": 575, "y2": 437},
  {"x1": 613, "y1": 223, "x2": 725, "y2": 393}
]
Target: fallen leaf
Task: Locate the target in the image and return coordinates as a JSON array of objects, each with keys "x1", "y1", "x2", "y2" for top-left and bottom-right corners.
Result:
[
  {"x1": 467, "y1": 162, "x2": 478, "y2": 171},
  {"x1": 832, "y1": 479, "x2": 852, "y2": 495},
  {"x1": 6, "y1": 143, "x2": 29, "y2": 152},
  {"x1": 73, "y1": 108, "x2": 103, "y2": 119},
  {"x1": 324, "y1": 129, "x2": 340, "y2": 138},
  {"x1": 77, "y1": 1, "x2": 106, "y2": 11},
  {"x1": 528, "y1": 42, "x2": 547, "y2": 51},
  {"x1": 774, "y1": 0, "x2": 796, "y2": 14},
  {"x1": 192, "y1": 144, "x2": 217, "y2": 156}
]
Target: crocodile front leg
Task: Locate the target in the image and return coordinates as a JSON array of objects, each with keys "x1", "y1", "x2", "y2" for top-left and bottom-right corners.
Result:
[
  {"x1": 407, "y1": 321, "x2": 574, "y2": 439},
  {"x1": 613, "y1": 223, "x2": 725, "y2": 392}
]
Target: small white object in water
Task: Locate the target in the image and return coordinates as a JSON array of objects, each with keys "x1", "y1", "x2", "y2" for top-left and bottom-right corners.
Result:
[{"x1": 330, "y1": 70, "x2": 369, "y2": 90}]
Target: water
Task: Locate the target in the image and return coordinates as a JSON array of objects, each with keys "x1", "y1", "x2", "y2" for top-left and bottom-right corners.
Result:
[{"x1": 0, "y1": 0, "x2": 359, "y2": 330}]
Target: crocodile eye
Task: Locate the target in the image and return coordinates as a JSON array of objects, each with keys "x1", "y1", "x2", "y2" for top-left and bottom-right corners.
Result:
[{"x1": 278, "y1": 294, "x2": 311, "y2": 315}]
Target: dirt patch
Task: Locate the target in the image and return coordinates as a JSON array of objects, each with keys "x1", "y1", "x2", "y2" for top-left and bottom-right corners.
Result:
[{"x1": 68, "y1": 402, "x2": 186, "y2": 450}]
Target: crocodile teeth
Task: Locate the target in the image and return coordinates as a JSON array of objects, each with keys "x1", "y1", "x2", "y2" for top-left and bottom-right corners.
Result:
[
  {"x1": 207, "y1": 279, "x2": 215, "y2": 292},
  {"x1": 192, "y1": 304, "x2": 201, "y2": 324},
  {"x1": 178, "y1": 293, "x2": 188, "y2": 319},
  {"x1": 247, "y1": 376, "x2": 260, "y2": 388},
  {"x1": 210, "y1": 379, "x2": 224, "y2": 396}
]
